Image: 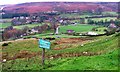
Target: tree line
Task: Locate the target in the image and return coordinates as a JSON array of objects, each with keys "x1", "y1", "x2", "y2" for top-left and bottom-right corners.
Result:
[
  {"x1": 2, "y1": 23, "x2": 57, "y2": 41},
  {"x1": 87, "y1": 19, "x2": 120, "y2": 27}
]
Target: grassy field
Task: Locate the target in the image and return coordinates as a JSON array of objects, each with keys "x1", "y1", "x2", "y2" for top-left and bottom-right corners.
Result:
[
  {"x1": 26, "y1": 24, "x2": 106, "y2": 38},
  {"x1": 0, "y1": 23, "x2": 11, "y2": 28},
  {"x1": 47, "y1": 49, "x2": 118, "y2": 70},
  {"x1": 0, "y1": 16, "x2": 116, "y2": 29},
  {"x1": 28, "y1": 24, "x2": 100, "y2": 38},
  {"x1": 59, "y1": 12, "x2": 118, "y2": 18},
  {"x1": 0, "y1": 12, "x2": 119, "y2": 71},
  {"x1": 102, "y1": 11, "x2": 118, "y2": 16},
  {"x1": 1, "y1": 33, "x2": 119, "y2": 70},
  {"x1": 0, "y1": 23, "x2": 45, "y2": 29},
  {"x1": 13, "y1": 23, "x2": 44, "y2": 29},
  {"x1": 60, "y1": 24, "x2": 98, "y2": 33},
  {"x1": 90, "y1": 17, "x2": 117, "y2": 22},
  {"x1": 59, "y1": 13, "x2": 91, "y2": 18},
  {"x1": 92, "y1": 27, "x2": 107, "y2": 34}
]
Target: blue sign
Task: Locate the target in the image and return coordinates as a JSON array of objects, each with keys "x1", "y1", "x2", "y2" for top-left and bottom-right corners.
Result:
[{"x1": 39, "y1": 39, "x2": 51, "y2": 49}]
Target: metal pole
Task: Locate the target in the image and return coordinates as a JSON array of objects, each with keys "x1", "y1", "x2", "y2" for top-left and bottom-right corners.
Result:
[{"x1": 42, "y1": 48, "x2": 45, "y2": 66}]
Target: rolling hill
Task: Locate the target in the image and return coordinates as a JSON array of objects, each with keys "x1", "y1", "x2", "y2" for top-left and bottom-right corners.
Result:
[{"x1": 2, "y1": 2, "x2": 118, "y2": 13}]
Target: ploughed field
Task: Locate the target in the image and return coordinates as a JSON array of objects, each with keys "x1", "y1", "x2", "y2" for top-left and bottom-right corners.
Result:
[{"x1": 0, "y1": 33, "x2": 119, "y2": 70}]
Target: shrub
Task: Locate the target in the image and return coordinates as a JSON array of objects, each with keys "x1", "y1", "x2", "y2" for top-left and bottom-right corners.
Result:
[
  {"x1": 105, "y1": 28, "x2": 116, "y2": 36},
  {"x1": 115, "y1": 33, "x2": 120, "y2": 37},
  {"x1": 91, "y1": 28, "x2": 96, "y2": 31},
  {"x1": 73, "y1": 32, "x2": 80, "y2": 36},
  {"x1": 2, "y1": 43, "x2": 9, "y2": 46},
  {"x1": 44, "y1": 37, "x2": 56, "y2": 40}
]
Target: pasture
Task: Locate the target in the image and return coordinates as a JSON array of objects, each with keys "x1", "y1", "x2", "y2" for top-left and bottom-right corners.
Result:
[
  {"x1": 59, "y1": 12, "x2": 118, "y2": 18},
  {"x1": 0, "y1": 23, "x2": 44, "y2": 29},
  {"x1": 31, "y1": 24, "x2": 106, "y2": 38},
  {"x1": 59, "y1": 13, "x2": 91, "y2": 18},
  {"x1": 102, "y1": 11, "x2": 118, "y2": 16},
  {"x1": 90, "y1": 17, "x2": 117, "y2": 22},
  {"x1": 0, "y1": 13, "x2": 119, "y2": 70},
  {"x1": 59, "y1": 24, "x2": 98, "y2": 33},
  {"x1": 1, "y1": 33, "x2": 119, "y2": 70},
  {"x1": 0, "y1": 23, "x2": 11, "y2": 28},
  {"x1": 13, "y1": 23, "x2": 44, "y2": 29}
]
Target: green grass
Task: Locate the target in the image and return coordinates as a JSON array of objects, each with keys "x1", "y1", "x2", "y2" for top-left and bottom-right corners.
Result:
[
  {"x1": 59, "y1": 13, "x2": 118, "y2": 19},
  {"x1": 2, "y1": 19, "x2": 12, "y2": 22},
  {"x1": 93, "y1": 27, "x2": 107, "y2": 34},
  {"x1": 0, "y1": 23, "x2": 11, "y2": 28},
  {"x1": 13, "y1": 23, "x2": 44, "y2": 29},
  {"x1": 47, "y1": 49, "x2": 118, "y2": 70},
  {"x1": 60, "y1": 24, "x2": 98, "y2": 33},
  {"x1": 30, "y1": 24, "x2": 100, "y2": 38},
  {"x1": 0, "y1": 23, "x2": 45, "y2": 29},
  {"x1": 1, "y1": 33, "x2": 119, "y2": 70},
  {"x1": 59, "y1": 13, "x2": 91, "y2": 18},
  {"x1": 90, "y1": 17, "x2": 117, "y2": 22},
  {"x1": 102, "y1": 11, "x2": 118, "y2": 16},
  {"x1": 2, "y1": 49, "x2": 118, "y2": 70},
  {"x1": 29, "y1": 24, "x2": 105, "y2": 38},
  {"x1": 34, "y1": 34, "x2": 82, "y2": 38}
]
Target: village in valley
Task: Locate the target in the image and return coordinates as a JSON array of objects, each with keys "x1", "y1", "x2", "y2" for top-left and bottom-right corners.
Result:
[{"x1": 0, "y1": 2, "x2": 120, "y2": 70}]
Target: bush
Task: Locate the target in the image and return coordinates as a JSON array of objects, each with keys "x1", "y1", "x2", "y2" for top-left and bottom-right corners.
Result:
[
  {"x1": 26, "y1": 36, "x2": 31, "y2": 39},
  {"x1": 105, "y1": 28, "x2": 116, "y2": 36},
  {"x1": 92, "y1": 28, "x2": 96, "y2": 31},
  {"x1": 44, "y1": 37, "x2": 56, "y2": 40},
  {"x1": 115, "y1": 33, "x2": 120, "y2": 37},
  {"x1": 2, "y1": 43, "x2": 9, "y2": 46},
  {"x1": 73, "y1": 32, "x2": 80, "y2": 36}
]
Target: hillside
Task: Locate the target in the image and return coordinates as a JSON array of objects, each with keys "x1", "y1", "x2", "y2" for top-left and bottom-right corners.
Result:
[
  {"x1": 2, "y1": 2, "x2": 118, "y2": 13},
  {"x1": 1, "y1": 33, "x2": 119, "y2": 70}
]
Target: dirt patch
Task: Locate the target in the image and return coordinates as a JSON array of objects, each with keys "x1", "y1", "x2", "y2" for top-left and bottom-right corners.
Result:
[
  {"x1": 12, "y1": 50, "x2": 37, "y2": 59},
  {"x1": 47, "y1": 52, "x2": 100, "y2": 59},
  {"x1": 53, "y1": 45, "x2": 72, "y2": 50},
  {"x1": 1, "y1": 51, "x2": 102, "y2": 62},
  {"x1": 1, "y1": 50, "x2": 40, "y2": 62},
  {"x1": 53, "y1": 38, "x2": 92, "y2": 50},
  {"x1": 1, "y1": 38, "x2": 95, "y2": 62},
  {"x1": 54, "y1": 38, "x2": 91, "y2": 45}
]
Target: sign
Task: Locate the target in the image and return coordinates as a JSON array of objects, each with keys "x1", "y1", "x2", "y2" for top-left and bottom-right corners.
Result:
[
  {"x1": 39, "y1": 39, "x2": 51, "y2": 49},
  {"x1": 38, "y1": 39, "x2": 51, "y2": 66}
]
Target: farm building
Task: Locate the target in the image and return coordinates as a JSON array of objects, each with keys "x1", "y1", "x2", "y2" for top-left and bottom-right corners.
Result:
[
  {"x1": 108, "y1": 23, "x2": 117, "y2": 28},
  {"x1": 87, "y1": 31, "x2": 98, "y2": 35}
]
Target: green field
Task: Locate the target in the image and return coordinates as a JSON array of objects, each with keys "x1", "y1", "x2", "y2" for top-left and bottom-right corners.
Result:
[
  {"x1": 0, "y1": 23, "x2": 11, "y2": 28},
  {"x1": 90, "y1": 17, "x2": 117, "y2": 22},
  {"x1": 26, "y1": 24, "x2": 106, "y2": 38},
  {"x1": 60, "y1": 24, "x2": 98, "y2": 33},
  {"x1": 0, "y1": 12, "x2": 119, "y2": 71},
  {"x1": 0, "y1": 23, "x2": 45, "y2": 29},
  {"x1": 13, "y1": 23, "x2": 44, "y2": 29},
  {"x1": 102, "y1": 11, "x2": 118, "y2": 16},
  {"x1": 59, "y1": 12, "x2": 118, "y2": 18},
  {"x1": 0, "y1": 16, "x2": 117, "y2": 29},
  {"x1": 1, "y1": 33, "x2": 119, "y2": 70},
  {"x1": 59, "y1": 13, "x2": 91, "y2": 18}
]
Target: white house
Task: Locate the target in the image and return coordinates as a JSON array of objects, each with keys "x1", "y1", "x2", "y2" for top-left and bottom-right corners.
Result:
[
  {"x1": 87, "y1": 31, "x2": 98, "y2": 35},
  {"x1": 108, "y1": 23, "x2": 117, "y2": 28}
]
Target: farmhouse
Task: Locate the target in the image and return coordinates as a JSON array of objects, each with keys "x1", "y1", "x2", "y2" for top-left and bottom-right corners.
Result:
[
  {"x1": 87, "y1": 31, "x2": 98, "y2": 35},
  {"x1": 108, "y1": 23, "x2": 117, "y2": 28}
]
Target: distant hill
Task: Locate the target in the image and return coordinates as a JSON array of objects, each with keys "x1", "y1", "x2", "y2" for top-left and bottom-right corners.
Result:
[{"x1": 2, "y1": 2, "x2": 118, "y2": 14}]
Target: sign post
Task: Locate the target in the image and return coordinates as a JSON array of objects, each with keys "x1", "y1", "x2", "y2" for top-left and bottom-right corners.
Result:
[
  {"x1": 38, "y1": 39, "x2": 51, "y2": 66},
  {"x1": 42, "y1": 48, "x2": 45, "y2": 65}
]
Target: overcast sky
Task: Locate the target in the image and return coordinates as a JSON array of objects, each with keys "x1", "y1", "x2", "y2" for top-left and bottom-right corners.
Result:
[{"x1": 0, "y1": 0, "x2": 119, "y2": 5}]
